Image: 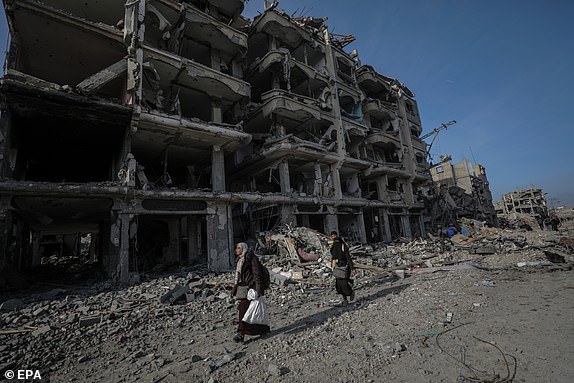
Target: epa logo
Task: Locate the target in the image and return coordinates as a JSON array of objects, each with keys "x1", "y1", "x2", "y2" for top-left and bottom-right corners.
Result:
[{"x1": 4, "y1": 369, "x2": 42, "y2": 380}]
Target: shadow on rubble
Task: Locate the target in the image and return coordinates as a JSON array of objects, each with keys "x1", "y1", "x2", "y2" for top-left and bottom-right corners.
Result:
[{"x1": 262, "y1": 279, "x2": 411, "y2": 339}]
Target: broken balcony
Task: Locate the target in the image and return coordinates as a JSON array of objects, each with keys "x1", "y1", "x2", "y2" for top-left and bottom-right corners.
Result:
[
  {"x1": 146, "y1": 0, "x2": 248, "y2": 58},
  {"x1": 4, "y1": 0, "x2": 125, "y2": 89},
  {"x1": 143, "y1": 47, "x2": 250, "y2": 121},
  {"x1": 252, "y1": 9, "x2": 314, "y2": 49},
  {"x1": 356, "y1": 65, "x2": 395, "y2": 99},
  {"x1": 256, "y1": 89, "x2": 329, "y2": 123},
  {"x1": 364, "y1": 129, "x2": 402, "y2": 149},
  {"x1": 207, "y1": 0, "x2": 245, "y2": 20},
  {"x1": 247, "y1": 49, "x2": 330, "y2": 100},
  {"x1": 362, "y1": 99, "x2": 397, "y2": 122}
]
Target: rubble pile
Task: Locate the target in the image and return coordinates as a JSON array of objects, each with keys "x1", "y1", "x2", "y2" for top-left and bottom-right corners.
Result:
[{"x1": 1, "y1": 223, "x2": 572, "y2": 381}]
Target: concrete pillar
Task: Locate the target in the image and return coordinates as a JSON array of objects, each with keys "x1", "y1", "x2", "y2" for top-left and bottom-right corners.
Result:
[
  {"x1": 331, "y1": 165, "x2": 343, "y2": 199},
  {"x1": 382, "y1": 210, "x2": 392, "y2": 242},
  {"x1": 211, "y1": 145, "x2": 225, "y2": 192},
  {"x1": 278, "y1": 159, "x2": 291, "y2": 195},
  {"x1": 376, "y1": 176, "x2": 389, "y2": 202},
  {"x1": 347, "y1": 173, "x2": 360, "y2": 197},
  {"x1": 211, "y1": 99, "x2": 223, "y2": 123},
  {"x1": 355, "y1": 212, "x2": 367, "y2": 243},
  {"x1": 187, "y1": 216, "x2": 201, "y2": 264},
  {"x1": 418, "y1": 215, "x2": 426, "y2": 238},
  {"x1": 166, "y1": 219, "x2": 180, "y2": 264},
  {"x1": 313, "y1": 162, "x2": 322, "y2": 196},
  {"x1": 322, "y1": 28, "x2": 346, "y2": 156},
  {"x1": 401, "y1": 214, "x2": 412, "y2": 239},
  {"x1": 206, "y1": 202, "x2": 233, "y2": 272},
  {"x1": 404, "y1": 181, "x2": 415, "y2": 204},
  {"x1": 119, "y1": 213, "x2": 131, "y2": 284},
  {"x1": 211, "y1": 49, "x2": 221, "y2": 72}
]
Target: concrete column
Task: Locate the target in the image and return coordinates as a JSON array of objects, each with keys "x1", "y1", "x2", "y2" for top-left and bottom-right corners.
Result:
[
  {"x1": 376, "y1": 209, "x2": 385, "y2": 242},
  {"x1": 331, "y1": 165, "x2": 343, "y2": 199},
  {"x1": 165, "y1": 219, "x2": 180, "y2": 264},
  {"x1": 119, "y1": 213, "x2": 131, "y2": 284},
  {"x1": 382, "y1": 210, "x2": 392, "y2": 242},
  {"x1": 206, "y1": 202, "x2": 233, "y2": 272},
  {"x1": 211, "y1": 49, "x2": 221, "y2": 71},
  {"x1": 355, "y1": 212, "x2": 367, "y2": 243},
  {"x1": 376, "y1": 176, "x2": 389, "y2": 202},
  {"x1": 211, "y1": 145, "x2": 225, "y2": 192},
  {"x1": 401, "y1": 214, "x2": 412, "y2": 239},
  {"x1": 278, "y1": 159, "x2": 291, "y2": 195},
  {"x1": 313, "y1": 162, "x2": 322, "y2": 196},
  {"x1": 187, "y1": 216, "x2": 201, "y2": 264},
  {"x1": 322, "y1": 28, "x2": 346, "y2": 155},
  {"x1": 211, "y1": 99, "x2": 223, "y2": 123},
  {"x1": 404, "y1": 181, "x2": 415, "y2": 204},
  {"x1": 418, "y1": 215, "x2": 426, "y2": 238}
]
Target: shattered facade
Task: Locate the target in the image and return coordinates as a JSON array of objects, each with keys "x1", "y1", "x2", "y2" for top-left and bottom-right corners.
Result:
[
  {"x1": 0, "y1": 0, "x2": 430, "y2": 282},
  {"x1": 429, "y1": 159, "x2": 497, "y2": 226}
]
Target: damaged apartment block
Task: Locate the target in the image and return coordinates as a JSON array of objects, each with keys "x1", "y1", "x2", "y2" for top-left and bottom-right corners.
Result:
[{"x1": 0, "y1": 0, "x2": 431, "y2": 283}]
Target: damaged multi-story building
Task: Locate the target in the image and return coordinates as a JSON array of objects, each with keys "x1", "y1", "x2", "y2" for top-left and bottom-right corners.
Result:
[
  {"x1": 429, "y1": 159, "x2": 497, "y2": 227},
  {"x1": 0, "y1": 0, "x2": 430, "y2": 283},
  {"x1": 495, "y1": 186, "x2": 549, "y2": 228}
]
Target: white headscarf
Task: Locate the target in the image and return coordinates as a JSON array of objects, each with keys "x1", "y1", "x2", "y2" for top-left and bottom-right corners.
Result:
[{"x1": 235, "y1": 242, "x2": 249, "y2": 284}]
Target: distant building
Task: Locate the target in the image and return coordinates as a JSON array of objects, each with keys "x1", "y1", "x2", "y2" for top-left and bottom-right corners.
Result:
[
  {"x1": 495, "y1": 187, "x2": 549, "y2": 228},
  {"x1": 429, "y1": 159, "x2": 497, "y2": 226}
]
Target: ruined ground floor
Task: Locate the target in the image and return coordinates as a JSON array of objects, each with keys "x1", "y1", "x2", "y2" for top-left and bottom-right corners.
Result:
[{"x1": 0, "y1": 181, "x2": 426, "y2": 286}]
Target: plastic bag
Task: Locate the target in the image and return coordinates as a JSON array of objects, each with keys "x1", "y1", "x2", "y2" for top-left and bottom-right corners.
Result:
[
  {"x1": 247, "y1": 288, "x2": 258, "y2": 301},
  {"x1": 242, "y1": 290, "x2": 270, "y2": 325}
]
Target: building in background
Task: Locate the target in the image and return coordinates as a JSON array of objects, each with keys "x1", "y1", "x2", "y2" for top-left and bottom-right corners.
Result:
[
  {"x1": 495, "y1": 186, "x2": 549, "y2": 229},
  {"x1": 429, "y1": 159, "x2": 497, "y2": 227},
  {"x1": 0, "y1": 0, "x2": 429, "y2": 282}
]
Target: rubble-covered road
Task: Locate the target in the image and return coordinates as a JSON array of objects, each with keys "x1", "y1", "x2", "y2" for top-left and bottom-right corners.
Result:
[{"x1": 1, "y1": 225, "x2": 573, "y2": 383}]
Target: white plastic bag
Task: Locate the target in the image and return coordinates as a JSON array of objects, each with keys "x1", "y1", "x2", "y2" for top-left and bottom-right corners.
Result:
[
  {"x1": 247, "y1": 288, "x2": 258, "y2": 301},
  {"x1": 242, "y1": 292, "x2": 270, "y2": 325}
]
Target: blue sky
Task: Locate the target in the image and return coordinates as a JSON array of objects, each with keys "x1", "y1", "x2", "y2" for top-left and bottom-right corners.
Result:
[
  {"x1": 243, "y1": 0, "x2": 574, "y2": 207},
  {"x1": 1, "y1": 1, "x2": 573, "y2": 206}
]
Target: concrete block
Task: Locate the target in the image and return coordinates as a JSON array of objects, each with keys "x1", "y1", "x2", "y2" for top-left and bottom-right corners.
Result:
[
  {"x1": 78, "y1": 315, "x2": 101, "y2": 328},
  {"x1": 160, "y1": 285, "x2": 189, "y2": 305}
]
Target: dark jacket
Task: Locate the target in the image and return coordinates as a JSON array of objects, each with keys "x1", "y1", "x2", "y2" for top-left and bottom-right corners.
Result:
[
  {"x1": 235, "y1": 251, "x2": 264, "y2": 296},
  {"x1": 331, "y1": 237, "x2": 353, "y2": 269}
]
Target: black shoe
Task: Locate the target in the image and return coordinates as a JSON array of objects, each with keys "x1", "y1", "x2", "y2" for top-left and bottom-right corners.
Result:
[{"x1": 233, "y1": 332, "x2": 244, "y2": 343}]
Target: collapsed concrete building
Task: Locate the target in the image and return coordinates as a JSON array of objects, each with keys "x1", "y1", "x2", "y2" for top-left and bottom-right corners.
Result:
[
  {"x1": 495, "y1": 186, "x2": 549, "y2": 229},
  {"x1": 429, "y1": 159, "x2": 497, "y2": 227},
  {"x1": 0, "y1": 0, "x2": 430, "y2": 283}
]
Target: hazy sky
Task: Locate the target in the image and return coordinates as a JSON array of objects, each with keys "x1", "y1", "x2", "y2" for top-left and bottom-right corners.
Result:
[{"x1": 1, "y1": 1, "x2": 573, "y2": 206}]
